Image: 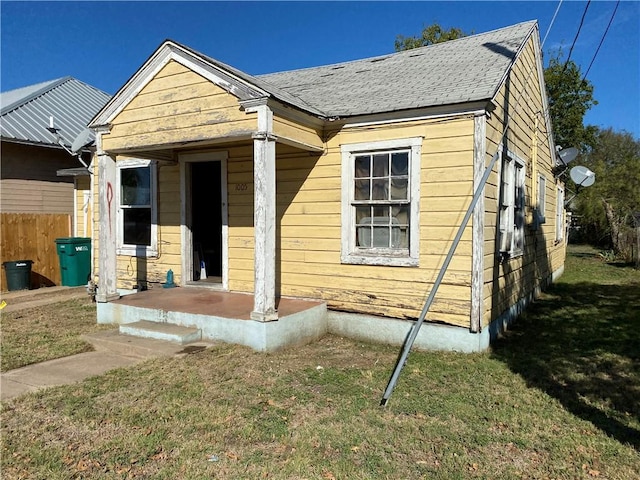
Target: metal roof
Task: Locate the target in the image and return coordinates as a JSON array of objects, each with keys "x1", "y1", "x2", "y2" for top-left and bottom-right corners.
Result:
[
  {"x1": 257, "y1": 21, "x2": 536, "y2": 117},
  {"x1": 1, "y1": 77, "x2": 111, "y2": 148}
]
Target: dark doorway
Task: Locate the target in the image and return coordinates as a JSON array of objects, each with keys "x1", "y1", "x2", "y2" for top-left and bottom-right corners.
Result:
[{"x1": 191, "y1": 161, "x2": 222, "y2": 283}]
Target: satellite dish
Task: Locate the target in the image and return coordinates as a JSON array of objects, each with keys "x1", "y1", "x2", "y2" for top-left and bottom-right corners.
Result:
[
  {"x1": 570, "y1": 165, "x2": 595, "y2": 187},
  {"x1": 558, "y1": 147, "x2": 579, "y2": 165},
  {"x1": 71, "y1": 128, "x2": 94, "y2": 154}
]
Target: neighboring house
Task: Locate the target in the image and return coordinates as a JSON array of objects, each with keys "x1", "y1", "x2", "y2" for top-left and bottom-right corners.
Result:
[
  {"x1": 0, "y1": 77, "x2": 111, "y2": 288},
  {"x1": 89, "y1": 20, "x2": 566, "y2": 352}
]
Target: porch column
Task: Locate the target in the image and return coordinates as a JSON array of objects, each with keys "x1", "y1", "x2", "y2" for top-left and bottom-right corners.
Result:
[
  {"x1": 95, "y1": 143, "x2": 119, "y2": 302},
  {"x1": 250, "y1": 107, "x2": 278, "y2": 321}
]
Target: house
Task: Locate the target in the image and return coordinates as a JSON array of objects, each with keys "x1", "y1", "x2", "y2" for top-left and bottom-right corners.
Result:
[
  {"x1": 0, "y1": 77, "x2": 111, "y2": 289},
  {"x1": 88, "y1": 20, "x2": 566, "y2": 352}
]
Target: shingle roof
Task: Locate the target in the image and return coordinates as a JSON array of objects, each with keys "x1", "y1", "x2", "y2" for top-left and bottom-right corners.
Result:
[
  {"x1": 256, "y1": 20, "x2": 536, "y2": 117},
  {"x1": 178, "y1": 46, "x2": 327, "y2": 117},
  {"x1": 92, "y1": 20, "x2": 537, "y2": 129},
  {"x1": 1, "y1": 77, "x2": 111, "y2": 147}
]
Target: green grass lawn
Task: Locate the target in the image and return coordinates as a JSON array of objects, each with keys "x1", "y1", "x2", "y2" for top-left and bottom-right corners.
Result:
[
  {"x1": 1, "y1": 245, "x2": 639, "y2": 479},
  {"x1": 0, "y1": 298, "x2": 110, "y2": 372}
]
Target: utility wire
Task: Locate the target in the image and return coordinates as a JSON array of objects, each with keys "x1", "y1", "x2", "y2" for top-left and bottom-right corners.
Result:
[
  {"x1": 563, "y1": 0, "x2": 591, "y2": 72},
  {"x1": 582, "y1": 0, "x2": 620, "y2": 82},
  {"x1": 542, "y1": 0, "x2": 564, "y2": 48}
]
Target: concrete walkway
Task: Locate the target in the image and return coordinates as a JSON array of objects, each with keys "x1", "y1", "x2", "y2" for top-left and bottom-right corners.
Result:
[
  {"x1": 1, "y1": 285, "x2": 89, "y2": 313},
  {"x1": 1, "y1": 287, "x2": 216, "y2": 401},
  {"x1": 1, "y1": 332, "x2": 214, "y2": 401}
]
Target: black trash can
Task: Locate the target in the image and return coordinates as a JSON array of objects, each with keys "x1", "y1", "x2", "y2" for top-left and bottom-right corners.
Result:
[{"x1": 2, "y1": 260, "x2": 32, "y2": 291}]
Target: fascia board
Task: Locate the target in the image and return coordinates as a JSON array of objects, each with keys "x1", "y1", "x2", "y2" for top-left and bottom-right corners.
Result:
[
  {"x1": 266, "y1": 99, "x2": 326, "y2": 130},
  {"x1": 531, "y1": 26, "x2": 559, "y2": 163},
  {"x1": 89, "y1": 41, "x2": 268, "y2": 129},
  {"x1": 338, "y1": 101, "x2": 490, "y2": 129}
]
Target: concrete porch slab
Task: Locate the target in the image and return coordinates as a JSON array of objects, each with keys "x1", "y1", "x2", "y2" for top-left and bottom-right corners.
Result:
[{"x1": 97, "y1": 287, "x2": 328, "y2": 352}]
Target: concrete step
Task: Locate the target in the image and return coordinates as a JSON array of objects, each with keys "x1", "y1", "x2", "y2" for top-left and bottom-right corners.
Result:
[
  {"x1": 83, "y1": 330, "x2": 212, "y2": 359},
  {"x1": 119, "y1": 320, "x2": 202, "y2": 345}
]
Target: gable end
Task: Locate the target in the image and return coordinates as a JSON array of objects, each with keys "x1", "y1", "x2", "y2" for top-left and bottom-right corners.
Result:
[{"x1": 90, "y1": 41, "x2": 268, "y2": 129}]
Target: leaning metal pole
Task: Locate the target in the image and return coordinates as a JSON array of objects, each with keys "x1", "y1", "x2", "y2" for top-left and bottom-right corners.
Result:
[{"x1": 380, "y1": 149, "x2": 501, "y2": 407}]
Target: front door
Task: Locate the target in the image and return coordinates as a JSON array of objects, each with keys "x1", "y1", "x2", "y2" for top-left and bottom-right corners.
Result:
[
  {"x1": 181, "y1": 152, "x2": 228, "y2": 287},
  {"x1": 191, "y1": 161, "x2": 222, "y2": 283}
]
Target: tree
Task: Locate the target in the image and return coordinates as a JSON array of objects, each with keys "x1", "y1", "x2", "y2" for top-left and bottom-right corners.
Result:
[
  {"x1": 574, "y1": 128, "x2": 640, "y2": 259},
  {"x1": 543, "y1": 53, "x2": 598, "y2": 152},
  {"x1": 395, "y1": 24, "x2": 468, "y2": 51}
]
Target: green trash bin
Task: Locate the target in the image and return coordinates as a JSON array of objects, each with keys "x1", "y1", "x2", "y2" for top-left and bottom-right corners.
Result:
[
  {"x1": 2, "y1": 260, "x2": 32, "y2": 291},
  {"x1": 55, "y1": 237, "x2": 91, "y2": 287}
]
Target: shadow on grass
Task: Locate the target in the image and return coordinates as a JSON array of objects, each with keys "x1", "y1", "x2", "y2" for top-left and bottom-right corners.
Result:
[{"x1": 491, "y1": 281, "x2": 640, "y2": 449}]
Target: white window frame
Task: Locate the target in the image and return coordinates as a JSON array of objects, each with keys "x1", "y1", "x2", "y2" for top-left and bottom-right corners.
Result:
[
  {"x1": 340, "y1": 137, "x2": 422, "y2": 267},
  {"x1": 116, "y1": 158, "x2": 158, "y2": 257},
  {"x1": 499, "y1": 150, "x2": 526, "y2": 257},
  {"x1": 556, "y1": 185, "x2": 565, "y2": 243},
  {"x1": 537, "y1": 174, "x2": 546, "y2": 225}
]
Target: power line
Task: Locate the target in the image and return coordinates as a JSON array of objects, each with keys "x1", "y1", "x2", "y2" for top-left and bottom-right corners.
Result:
[
  {"x1": 542, "y1": 0, "x2": 564, "y2": 48},
  {"x1": 563, "y1": 0, "x2": 591, "y2": 72},
  {"x1": 582, "y1": 0, "x2": 620, "y2": 82}
]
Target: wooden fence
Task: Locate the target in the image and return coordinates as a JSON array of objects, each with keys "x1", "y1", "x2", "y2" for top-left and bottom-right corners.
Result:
[{"x1": 1, "y1": 213, "x2": 71, "y2": 291}]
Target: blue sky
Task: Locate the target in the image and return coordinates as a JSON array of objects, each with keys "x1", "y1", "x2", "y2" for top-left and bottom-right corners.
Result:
[{"x1": 1, "y1": 1, "x2": 638, "y2": 139}]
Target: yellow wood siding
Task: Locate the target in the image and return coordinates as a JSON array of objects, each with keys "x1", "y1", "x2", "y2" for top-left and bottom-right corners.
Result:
[
  {"x1": 227, "y1": 145, "x2": 256, "y2": 290},
  {"x1": 272, "y1": 114, "x2": 323, "y2": 151},
  {"x1": 75, "y1": 176, "x2": 92, "y2": 237},
  {"x1": 251, "y1": 118, "x2": 475, "y2": 326},
  {"x1": 102, "y1": 60, "x2": 256, "y2": 152},
  {"x1": 482, "y1": 34, "x2": 564, "y2": 327}
]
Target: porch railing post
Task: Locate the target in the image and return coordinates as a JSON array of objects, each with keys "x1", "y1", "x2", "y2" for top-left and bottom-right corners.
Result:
[
  {"x1": 251, "y1": 126, "x2": 278, "y2": 322},
  {"x1": 96, "y1": 149, "x2": 120, "y2": 302}
]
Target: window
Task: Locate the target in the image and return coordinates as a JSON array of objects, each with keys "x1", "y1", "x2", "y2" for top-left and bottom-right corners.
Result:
[
  {"x1": 556, "y1": 186, "x2": 565, "y2": 242},
  {"x1": 537, "y1": 174, "x2": 546, "y2": 225},
  {"x1": 341, "y1": 138, "x2": 421, "y2": 266},
  {"x1": 117, "y1": 159, "x2": 157, "y2": 256},
  {"x1": 499, "y1": 151, "x2": 526, "y2": 257}
]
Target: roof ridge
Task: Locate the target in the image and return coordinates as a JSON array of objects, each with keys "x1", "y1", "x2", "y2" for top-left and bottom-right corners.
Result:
[
  {"x1": 1, "y1": 76, "x2": 71, "y2": 116},
  {"x1": 165, "y1": 40, "x2": 329, "y2": 117}
]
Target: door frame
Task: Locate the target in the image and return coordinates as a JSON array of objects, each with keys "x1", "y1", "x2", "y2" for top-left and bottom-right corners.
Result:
[{"x1": 179, "y1": 151, "x2": 229, "y2": 289}]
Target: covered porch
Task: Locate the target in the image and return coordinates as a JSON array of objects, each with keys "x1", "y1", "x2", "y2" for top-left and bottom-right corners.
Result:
[
  {"x1": 88, "y1": 40, "x2": 325, "y2": 339},
  {"x1": 98, "y1": 287, "x2": 327, "y2": 352}
]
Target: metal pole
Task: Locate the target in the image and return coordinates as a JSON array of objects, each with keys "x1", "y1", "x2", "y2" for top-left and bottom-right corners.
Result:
[{"x1": 380, "y1": 149, "x2": 501, "y2": 407}]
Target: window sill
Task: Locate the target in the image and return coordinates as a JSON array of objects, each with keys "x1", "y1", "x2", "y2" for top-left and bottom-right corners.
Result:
[
  {"x1": 341, "y1": 252, "x2": 418, "y2": 267},
  {"x1": 500, "y1": 250, "x2": 524, "y2": 262},
  {"x1": 117, "y1": 247, "x2": 158, "y2": 258}
]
